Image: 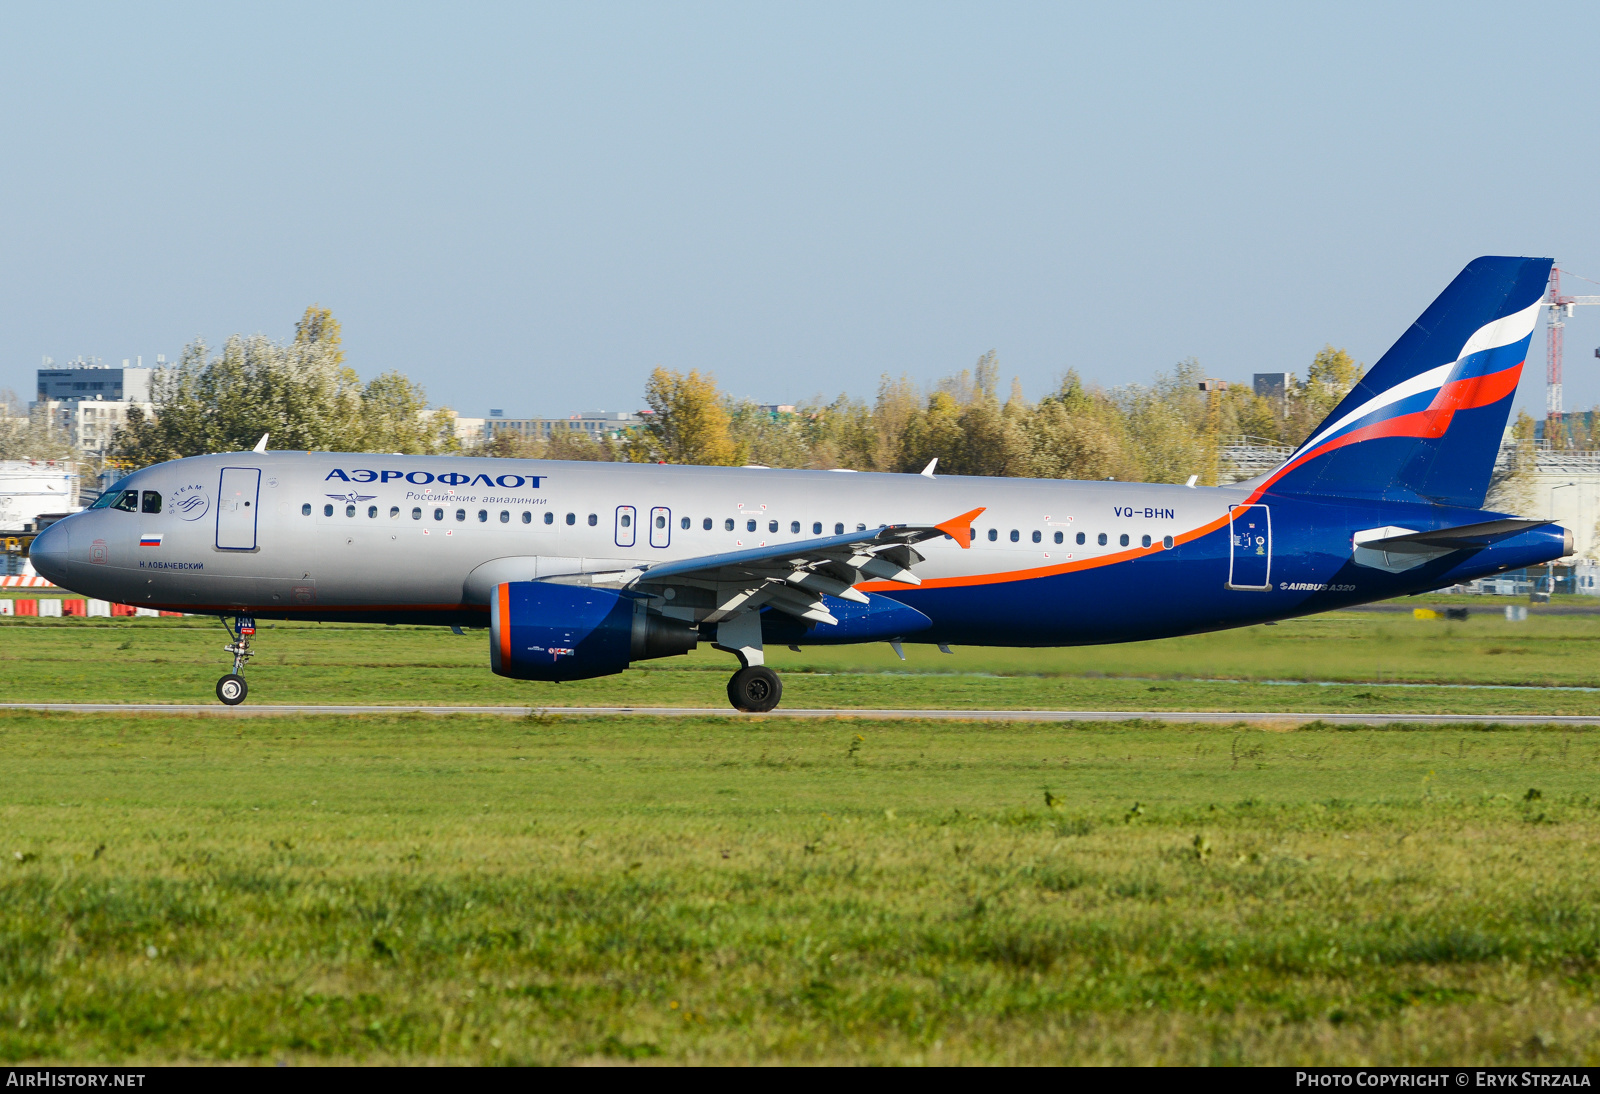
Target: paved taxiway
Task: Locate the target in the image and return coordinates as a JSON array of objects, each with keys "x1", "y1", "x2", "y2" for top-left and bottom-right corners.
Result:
[{"x1": 4, "y1": 703, "x2": 1600, "y2": 726}]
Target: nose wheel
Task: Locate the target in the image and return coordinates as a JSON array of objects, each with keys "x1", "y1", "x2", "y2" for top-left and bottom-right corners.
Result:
[
  {"x1": 217, "y1": 673, "x2": 248, "y2": 705},
  {"x1": 217, "y1": 615, "x2": 257, "y2": 706},
  {"x1": 727, "y1": 665, "x2": 782, "y2": 712}
]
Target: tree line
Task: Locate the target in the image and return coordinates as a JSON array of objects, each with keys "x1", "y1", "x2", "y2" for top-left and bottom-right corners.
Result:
[{"x1": 2, "y1": 303, "x2": 1379, "y2": 488}]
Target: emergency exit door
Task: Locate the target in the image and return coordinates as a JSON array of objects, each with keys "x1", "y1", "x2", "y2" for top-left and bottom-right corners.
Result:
[
  {"x1": 216, "y1": 467, "x2": 262, "y2": 550},
  {"x1": 1226, "y1": 504, "x2": 1271, "y2": 590}
]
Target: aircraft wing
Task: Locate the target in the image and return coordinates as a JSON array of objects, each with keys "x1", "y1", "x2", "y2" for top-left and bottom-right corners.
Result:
[{"x1": 544, "y1": 507, "x2": 983, "y2": 626}]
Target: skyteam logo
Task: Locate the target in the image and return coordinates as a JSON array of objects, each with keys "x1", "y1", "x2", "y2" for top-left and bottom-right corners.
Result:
[
  {"x1": 325, "y1": 468, "x2": 545, "y2": 489},
  {"x1": 170, "y1": 483, "x2": 210, "y2": 521}
]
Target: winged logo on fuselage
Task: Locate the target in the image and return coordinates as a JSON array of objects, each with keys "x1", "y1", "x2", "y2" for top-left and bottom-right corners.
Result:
[{"x1": 326, "y1": 492, "x2": 378, "y2": 504}]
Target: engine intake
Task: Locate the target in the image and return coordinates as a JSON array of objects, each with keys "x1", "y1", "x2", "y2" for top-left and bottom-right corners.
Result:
[{"x1": 490, "y1": 581, "x2": 698, "y2": 681}]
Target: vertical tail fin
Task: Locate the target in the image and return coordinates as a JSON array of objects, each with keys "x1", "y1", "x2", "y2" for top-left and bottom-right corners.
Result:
[{"x1": 1264, "y1": 256, "x2": 1550, "y2": 508}]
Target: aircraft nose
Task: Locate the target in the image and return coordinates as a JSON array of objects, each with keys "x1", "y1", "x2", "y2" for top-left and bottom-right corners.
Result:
[{"x1": 29, "y1": 521, "x2": 70, "y2": 585}]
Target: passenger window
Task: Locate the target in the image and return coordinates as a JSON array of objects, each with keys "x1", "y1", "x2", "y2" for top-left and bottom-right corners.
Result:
[
  {"x1": 835, "y1": 523, "x2": 844, "y2": 535},
  {"x1": 566, "y1": 513, "x2": 576, "y2": 525},
  {"x1": 1054, "y1": 531, "x2": 1063, "y2": 544},
  {"x1": 1141, "y1": 534, "x2": 1151, "y2": 548},
  {"x1": 544, "y1": 512, "x2": 553, "y2": 524},
  {"x1": 1009, "y1": 529, "x2": 1019, "y2": 542},
  {"x1": 620, "y1": 514, "x2": 631, "y2": 528},
  {"x1": 1163, "y1": 535, "x2": 1174, "y2": 550},
  {"x1": 813, "y1": 522, "x2": 822, "y2": 535},
  {"x1": 390, "y1": 506, "x2": 399, "y2": 519},
  {"x1": 768, "y1": 520, "x2": 778, "y2": 533},
  {"x1": 522, "y1": 512, "x2": 531, "y2": 524},
  {"x1": 456, "y1": 509, "x2": 466, "y2": 522},
  {"x1": 1032, "y1": 530, "x2": 1041, "y2": 543},
  {"x1": 701, "y1": 518, "x2": 712, "y2": 530},
  {"x1": 112, "y1": 490, "x2": 139, "y2": 513},
  {"x1": 1097, "y1": 533, "x2": 1107, "y2": 546},
  {"x1": 856, "y1": 523, "x2": 866, "y2": 532},
  {"x1": 368, "y1": 506, "x2": 377, "y2": 518},
  {"x1": 412, "y1": 507, "x2": 422, "y2": 520},
  {"x1": 477, "y1": 509, "x2": 487, "y2": 522},
  {"x1": 500, "y1": 510, "x2": 510, "y2": 523},
  {"x1": 302, "y1": 503, "x2": 312, "y2": 516},
  {"x1": 346, "y1": 504, "x2": 356, "y2": 518},
  {"x1": 657, "y1": 514, "x2": 667, "y2": 529},
  {"x1": 324, "y1": 504, "x2": 334, "y2": 517},
  {"x1": 587, "y1": 513, "x2": 597, "y2": 526},
  {"x1": 1119, "y1": 533, "x2": 1130, "y2": 547},
  {"x1": 141, "y1": 491, "x2": 162, "y2": 514},
  {"x1": 725, "y1": 518, "x2": 735, "y2": 531},
  {"x1": 791, "y1": 521, "x2": 800, "y2": 534},
  {"x1": 987, "y1": 528, "x2": 997, "y2": 542},
  {"x1": 434, "y1": 508, "x2": 444, "y2": 521},
  {"x1": 1076, "y1": 532, "x2": 1085, "y2": 545},
  {"x1": 680, "y1": 516, "x2": 690, "y2": 530},
  {"x1": 746, "y1": 519, "x2": 756, "y2": 532}
]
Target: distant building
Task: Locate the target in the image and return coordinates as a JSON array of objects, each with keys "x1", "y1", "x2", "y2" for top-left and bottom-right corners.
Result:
[
  {"x1": 39, "y1": 399, "x2": 153, "y2": 455},
  {"x1": 1253, "y1": 373, "x2": 1287, "y2": 400},
  {"x1": 36, "y1": 358, "x2": 158, "y2": 403},
  {"x1": 32, "y1": 357, "x2": 163, "y2": 455},
  {"x1": 484, "y1": 410, "x2": 648, "y2": 443},
  {"x1": 0, "y1": 460, "x2": 80, "y2": 534}
]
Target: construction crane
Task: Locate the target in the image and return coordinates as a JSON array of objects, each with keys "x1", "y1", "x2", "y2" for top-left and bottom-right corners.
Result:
[{"x1": 1543, "y1": 266, "x2": 1600, "y2": 420}]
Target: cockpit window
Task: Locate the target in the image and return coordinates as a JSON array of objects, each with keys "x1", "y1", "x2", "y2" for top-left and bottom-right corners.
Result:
[
  {"x1": 110, "y1": 490, "x2": 139, "y2": 513},
  {"x1": 141, "y1": 491, "x2": 162, "y2": 514},
  {"x1": 89, "y1": 490, "x2": 120, "y2": 509}
]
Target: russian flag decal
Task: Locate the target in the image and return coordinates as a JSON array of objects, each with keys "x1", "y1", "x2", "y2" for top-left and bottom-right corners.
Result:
[{"x1": 139, "y1": 533, "x2": 162, "y2": 547}]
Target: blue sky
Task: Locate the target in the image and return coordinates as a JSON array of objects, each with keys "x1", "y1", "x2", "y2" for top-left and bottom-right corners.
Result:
[{"x1": 2, "y1": 2, "x2": 1597, "y2": 421}]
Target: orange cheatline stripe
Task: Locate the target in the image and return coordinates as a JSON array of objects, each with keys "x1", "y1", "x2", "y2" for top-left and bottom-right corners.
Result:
[
  {"x1": 859, "y1": 509, "x2": 1238, "y2": 591},
  {"x1": 497, "y1": 583, "x2": 512, "y2": 668}
]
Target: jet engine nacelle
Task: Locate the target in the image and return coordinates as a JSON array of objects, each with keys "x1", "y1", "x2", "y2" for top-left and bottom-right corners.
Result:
[{"x1": 490, "y1": 581, "x2": 698, "y2": 681}]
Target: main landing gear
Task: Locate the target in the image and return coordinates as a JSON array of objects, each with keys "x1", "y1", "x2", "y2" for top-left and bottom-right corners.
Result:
[
  {"x1": 713, "y1": 613, "x2": 783, "y2": 713},
  {"x1": 217, "y1": 615, "x2": 256, "y2": 706},
  {"x1": 727, "y1": 665, "x2": 782, "y2": 713}
]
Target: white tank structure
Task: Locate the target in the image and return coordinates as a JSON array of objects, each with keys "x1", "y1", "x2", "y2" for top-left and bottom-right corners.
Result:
[{"x1": 0, "y1": 460, "x2": 81, "y2": 533}]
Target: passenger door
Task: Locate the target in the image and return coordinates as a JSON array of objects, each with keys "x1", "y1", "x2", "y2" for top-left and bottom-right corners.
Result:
[
  {"x1": 614, "y1": 505, "x2": 637, "y2": 548},
  {"x1": 1226, "y1": 504, "x2": 1271, "y2": 590},
  {"x1": 649, "y1": 506, "x2": 671, "y2": 548},
  {"x1": 216, "y1": 467, "x2": 262, "y2": 550}
]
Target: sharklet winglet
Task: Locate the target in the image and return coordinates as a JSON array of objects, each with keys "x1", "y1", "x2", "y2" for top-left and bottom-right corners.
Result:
[{"x1": 935, "y1": 506, "x2": 985, "y2": 549}]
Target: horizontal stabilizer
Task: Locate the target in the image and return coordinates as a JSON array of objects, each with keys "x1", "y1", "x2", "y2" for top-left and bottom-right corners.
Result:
[
  {"x1": 1352, "y1": 517, "x2": 1558, "y2": 575},
  {"x1": 1361, "y1": 518, "x2": 1552, "y2": 552}
]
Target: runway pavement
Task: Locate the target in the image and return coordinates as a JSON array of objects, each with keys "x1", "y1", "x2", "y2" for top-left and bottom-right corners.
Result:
[{"x1": 3, "y1": 702, "x2": 1599, "y2": 726}]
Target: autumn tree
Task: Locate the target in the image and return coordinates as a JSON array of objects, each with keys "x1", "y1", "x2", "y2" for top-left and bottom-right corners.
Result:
[{"x1": 630, "y1": 368, "x2": 740, "y2": 465}]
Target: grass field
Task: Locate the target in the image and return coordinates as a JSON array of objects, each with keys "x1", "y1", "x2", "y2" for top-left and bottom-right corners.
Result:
[
  {"x1": 1, "y1": 710, "x2": 1597, "y2": 1064},
  {"x1": 4, "y1": 606, "x2": 1600, "y2": 716},
  {"x1": 2, "y1": 607, "x2": 1598, "y2": 1064}
]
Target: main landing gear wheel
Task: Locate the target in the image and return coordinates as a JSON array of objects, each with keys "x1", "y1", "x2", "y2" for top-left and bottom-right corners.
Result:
[
  {"x1": 727, "y1": 665, "x2": 782, "y2": 713},
  {"x1": 216, "y1": 673, "x2": 248, "y2": 706}
]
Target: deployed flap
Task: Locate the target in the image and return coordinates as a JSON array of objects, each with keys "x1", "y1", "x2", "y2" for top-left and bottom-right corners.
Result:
[{"x1": 617, "y1": 513, "x2": 980, "y2": 626}]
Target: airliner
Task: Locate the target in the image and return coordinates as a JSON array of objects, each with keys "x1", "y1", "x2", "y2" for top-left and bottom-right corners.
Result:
[{"x1": 29, "y1": 256, "x2": 1568, "y2": 711}]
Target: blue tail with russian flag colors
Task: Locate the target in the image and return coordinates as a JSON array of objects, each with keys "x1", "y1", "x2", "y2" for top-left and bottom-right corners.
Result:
[{"x1": 1263, "y1": 256, "x2": 1550, "y2": 508}]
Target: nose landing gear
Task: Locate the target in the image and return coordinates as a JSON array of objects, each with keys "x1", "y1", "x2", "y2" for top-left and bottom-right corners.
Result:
[{"x1": 217, "y1": 615, "x2": 256, "y2": 706}]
